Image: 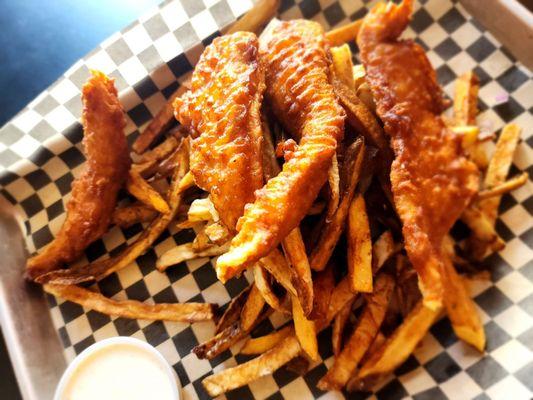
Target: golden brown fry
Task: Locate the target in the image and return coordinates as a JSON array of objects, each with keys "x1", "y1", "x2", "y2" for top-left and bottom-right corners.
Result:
[
  {"x1": 325, "y1": 277, "x2": 358, "y2": 326},
  {"x1": 188, "y1": 197, "x2": 219, "y2": 222},
  {"x1": 37, "y1": 144, "x2": 192, "y2": 285},
  {"x1": 332, "y1": 299, "x2": 353, "y2": 356},
  {"x1": 26, "y1": 71, "x2": 130, "y2": 280},
  {"x1": 330, "y1": 44, "x2": 355, "y2": 89},
  {"x1": 204, "y1": 222, "x2": 231, "y2": 245},
  {"x1": 310, "y1": 138, "x2": 365, "y2": 271},
  {"x1": 480, "y1": 123, "x2": 522, "y2": 223},
  {"x1": 136, "y1": 135, "x2": 180, "y2": 164},
  {"x1": 156, "y1": 242, "x2": 229, "y2": 272},
  {"x1": 441, "y1": 256, "x2": 485, "y2": 351},
  {"x1": 353, "y1": 65, "x2": 366, "y2": 88},
  {"x1": 318, "y1": 274, "x2": 395, "y2": 390},
  {"x1": 477, "y1": 172, "x2": 528, "y2": 200},
  {"x1": 241, "y1": 284, "x2": 266, "y2": 331},
  {"x1": 348, "y1": 194, "x2": 373, "y2": 293},
  {"x1": 258, "y1": 249, "x2": 298, "y2": 298},
  {"x1": 358, "y1": 300, "x2": 442, "y2": 379},
  {"x1": 253, "y1": 264, "x2": 287, "y2": 313},
  {"x1": 126, "y1": 169, "x2": 170, "y2": 213},
  {"x1": 292, "y1": 294, "x2": 319, "y2": 360},
  {"x1": 326, "y1": 19, "x2": 362, "y2": 46},
  {"x1": 111, "y1": 204, "x2": 158, "y2": 228},
  {"x1": 215, "y1": 287, "x2": 250, "y2": 334},
  {"x1": 192, "y1": 229, "x2": 213, "y2": 252},
  {"x1": 310, "y1": 266, "x2": 335, "y2": 322},
  {"x1": 282, "y1": 229, "x2": 314, "y2": 316},
  {"x1": 202, "y1": 335, "x2": 301, "y2": 397},
  {"x1": 326, "y1": 153, "x2": 341, "y2": 220},
  {"x1": 240, "y1": 325, "x2": 294, "y2": 355},
  {"x1": 372, "y1": 230, "x2": 398, "y2": 272},
  {"x1": 226, "y1": 0, "x2": 280, "y2": 35},
  {"x1": 44, "y1": 284, "x2": 214, "y2": 322},
  {"x1": 462, "y1": 206, "x2": 505, "y2": 260}
]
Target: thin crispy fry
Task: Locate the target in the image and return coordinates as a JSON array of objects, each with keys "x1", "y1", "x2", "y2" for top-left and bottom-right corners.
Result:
[
  {"x1": 282, "y1": 229, "x2": 314, "y2": 316},
  {"x1": 226, "y1": 0, "x2": 280, "y2": 35},
  {"x1": 240, "y1": 325, "x2": 294, "y2": 355},
  {"x1": 241, "y1": 284, "x2": 266, "y2": 331},
  {"x1": 441, "y1": 256, "x2": 485, "y2": 351},
  {"x1": 325, "y1": 277, "x2": 357, "y2": 326},
  {"x1": 126, "y1": 169, "x2": 170, "y2": 213},
  {"x1": 253, "y1": 264, "x2": 286, "y2": 313},
  {"x1": 188, "y1": 197, "x2": 219, "y2": 222},
  {"x1": 326, "y1": 153, "x2": 341, "y2": 220},
  {"x1": 358, "y1": 300, "x2": 442, "y2": 379},
  {"x1": 215, "y1": 287, "x2": 250, "y2": 334},
  {"x1": 330, "y1": 44, "x2": 355, "y2": 89},
  {"x1": 203, "y1": 335, "x2": 301, "y2": 397},
  {"x1": 205, "y1": 222, "x2": 231, "y2": 245},
  {"x1": 310, "y1": 138, "x2": 365, "y2": 271},
  {"x1": 292, "y1": 294, "x2": 319, "y2": 360},
  {"x1": 348, "y1": 194, "x2": 373, "y2": 293},
  {"x1": 156, "y1": 242, "x2": 229, "y2": 272},
  {"x1": 258, "y1": 249, "x2": 298, "y2": 298},
  {"x1": 36, "y1": 144, "x2": 192, "y2": 285},
  {"x1": 44, "y1": 284, "x2": 214, "y2": 322},
  {"x1": 132, "y1": 79, "x2": 190, "y2": 154},
  {"x1": 372, "y1": 230, "x2": 398, "y2": 273},
  {"x1": 332, "y1": 298, "x2": 353, "y2": 356},
  {"x1": 477, "y1": 172, "x2": 528, "y2": 200},
  {"x1": 310, "y1": 266, "x2": 335, "y2": 322},
  {"x1": 192, "y1": 229, "x2": 213, "y2": 251},
  {"x1": 318, "y1": 274, "x2": 395, "y2": 390},
  {"x1": 136, "y1": 135, "x2": 180, "y2": 164},
  {"x1": 480, "y1": 123, "x2": 522, "y2": 223},
  {"x1": 326, "y1": 19, "x2": 362, "y2": 46},
  {"x1": 111, "y1": 204, "x2": 158, "y2": 228},
  {"x1": 462, "y1": 205, "x2": 505, "y2": 260}
]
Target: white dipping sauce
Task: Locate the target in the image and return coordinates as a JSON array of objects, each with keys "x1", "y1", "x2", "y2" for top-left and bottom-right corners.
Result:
[{"x1": 60, "y1": 343, "x2": 176, "y2": 400}]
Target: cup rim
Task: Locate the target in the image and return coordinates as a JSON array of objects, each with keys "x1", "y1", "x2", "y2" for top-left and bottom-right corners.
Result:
[{"x1": 54, "y1": 336, "x2": 180, "y2": 400}]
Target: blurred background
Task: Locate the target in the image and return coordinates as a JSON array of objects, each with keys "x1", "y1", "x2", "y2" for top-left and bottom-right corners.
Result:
[{"x1": 0, "y1": 1, "x2": 160, "y2": 397}]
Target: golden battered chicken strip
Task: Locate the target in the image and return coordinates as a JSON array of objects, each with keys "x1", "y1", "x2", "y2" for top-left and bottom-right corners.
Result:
[
  {"x1": 174, "y1": 32, "x2": 265, "y2": 231},
  {"x1": 357, "y1": 1, "x2": 479, "y2": 308},
  {"x1": 216, "y1": 20, "x2": 345, "y2": 282},
  {"x1": 26, "y1": 71, "x2": 130, "y2": 280}
]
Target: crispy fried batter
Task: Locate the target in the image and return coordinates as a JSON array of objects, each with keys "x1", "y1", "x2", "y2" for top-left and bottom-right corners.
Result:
[
  {"x1": 216, "y1": 20, "x2": 345, "y2": 281},
  {"x1": 26, "y1": 71, "x2": 130, "y2": 280},
  {"x1": 357, "y1": 0, "x2": 479, "y2": 308},
  {"x1": 174, "y1": 32, "x2": 265, "y2": 231}
]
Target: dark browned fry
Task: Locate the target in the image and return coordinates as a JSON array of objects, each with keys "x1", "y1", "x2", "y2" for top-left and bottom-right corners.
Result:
[{"x1": 215, "y1": 287, "x2": 251, "y2": 334}]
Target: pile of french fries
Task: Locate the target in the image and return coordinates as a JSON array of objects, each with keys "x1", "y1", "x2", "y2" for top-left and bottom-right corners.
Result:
[{"x1": 37, "y1": 0, "x2": 527, "y2": 397}]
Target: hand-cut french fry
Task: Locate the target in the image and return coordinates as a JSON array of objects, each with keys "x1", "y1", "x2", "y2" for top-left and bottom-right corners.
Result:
[
  {"x1": 156, "y1": 242, "x2": 230, "y2": 272},
  {"x1": 480, "y1": 123, "x2": 522, "y2": 222},
  {"x1": 285, "y1": 356, "x2": 310, "y2": 375},
  {"x1": 310, "y1": 138, "x2": 365, "y2": 271},
  {"x1": 318, "y1": 274, "x2": 395, "y2": 390},
  {"x1": 194, "y1": 309, "x2": 273, "y2": 360},
  {"x1": 462, "y1": 205, "x2": 505, "y2": 260},
  {"x1": 345, "y1": 332, "x2": 387, "y2": 392},
  {"x1": 216, "y1": 287, "x2": 250, "y2": 334},
  {"x1": 226, "y1": 0, "x2": 280, "y2": 35},
  {"x1": 188, "y1": 197, "x2": 219, "y2": 222},
  {"x1": 240, "y1": 325, "x2": 294, "y2": 355},
  {"x1": 372, "y1": 230, "x2": 398, "y2": 272},
  {"x1": 137, "y1": 135, "x2": 180, "y2": 163},
  {"x1": 326, "y1": 153, "x2": 341, "y2": 220},
  {"x1": 258, "y1": 249, "x2": 298, "y2": 298},
  {"x1": 112, "y1": 203, "x2": 158, "y2": 228},
  {"x1": 477, "y1": 172, "x2": 528, "y2": 200},
  {"x1": 203, "y1": 335, "x2": 301, "y2": 397},
  {"x1": 332, "y1": 298, "x2": 353, "y2": 356},
  {"x1": 330, "y1": 44, "x2": 355, "y2": 89},
  {"x1": 358, "y1": 300, "x2": 442, "y2": 379},
  {"x1": 326, "y1": 19, "x2": 362, "y2": 46},
  {"x1": 453, "y1": 71, "x2": 487, "y2": 169},
  {"x1": 241, "y1": 283, "x2": 266, "y2": 331},
  {"x1": 441, "y1": 256, "x2": 485, "y2": 351},
  {"x1": 451, "y1": 125, "x2": 480, "y2": 149},
  {"x1": 37, "y1": 144, "x2": 192, "y2": 285},
  {"x1": 132, "y1": 79, "x2": 191, "y2": 154},
  {"x1": 44, "y1": 284, "x2": 214, "y2": 322},
  {"x1": 353, "y1": 65, "x2": 366, "y2": 89},
  {"x1": 192, "y1": 229, "x2": 213, "y2": 251},
  {"x1": 282, "y1": 228, "x2": 314, "y2": 316},
  {"x1": 126, "y1": 169, "x2": 170, "y2": 213},
  {"x1": 348, "y1": 194, "x2": 373, "y2": 293},
  {"x1": 205, "y1": 222, "x2": 230, "y2": 245},
  {"x1": 324, "y1": 277, "x2": 358, "y2": 327},
  {"x1": 292, "y1": 294, "x2": 319, "y2": 360},
  {"x1": 310, "y1": 266, "x2": 335, "y2": 322},
  {"x1": 253, "y1": 264, "x2": 287, "y2": 313}
]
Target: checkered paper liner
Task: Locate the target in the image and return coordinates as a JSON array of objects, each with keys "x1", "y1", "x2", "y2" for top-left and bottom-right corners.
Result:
[{"x1": 0, "y1": 0, "x2": 532, "y2": 398}]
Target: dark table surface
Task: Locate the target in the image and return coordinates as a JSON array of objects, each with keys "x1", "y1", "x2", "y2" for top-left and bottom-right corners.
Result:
[{"x1": 0, "y1": 1, "x2": 161, "y2": 397}]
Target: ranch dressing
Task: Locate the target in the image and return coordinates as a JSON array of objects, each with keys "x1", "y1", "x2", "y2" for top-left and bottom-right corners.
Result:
[{"x1": 60, "y1": 343, "x2": 176, "y2": 400}]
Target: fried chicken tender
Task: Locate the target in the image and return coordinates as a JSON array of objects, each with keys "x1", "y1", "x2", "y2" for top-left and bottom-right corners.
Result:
[
  {"x1": 216, "y1": 20, "x2": 345, "y2": 282},
  {"x1": 174, "y1": 32, "x2": 265, "y2": 231},
  {"x1": 357, "y1": 0, "x2": 479, "y2": 308},
  {"x1": 26, "y1": 71, "x2": 130, "y2": 280}
]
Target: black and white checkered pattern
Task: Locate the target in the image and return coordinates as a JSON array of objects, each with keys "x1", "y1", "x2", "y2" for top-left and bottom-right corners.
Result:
[{"x1": 1, "y1": 0, "x2": 532, "y2": 398}]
